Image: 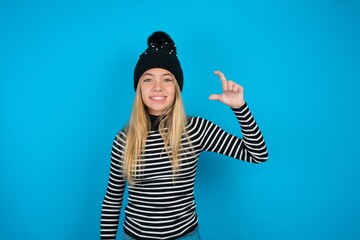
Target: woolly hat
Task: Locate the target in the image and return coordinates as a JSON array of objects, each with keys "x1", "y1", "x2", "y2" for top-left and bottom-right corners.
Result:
[{"x1": 133, "y1": 31, "x2": 183, "y2": 91}]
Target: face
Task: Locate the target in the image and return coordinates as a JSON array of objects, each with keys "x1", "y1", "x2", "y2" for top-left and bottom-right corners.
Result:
[{"x1": 139, "y1": 68, "x2": 176, "y2": 116}]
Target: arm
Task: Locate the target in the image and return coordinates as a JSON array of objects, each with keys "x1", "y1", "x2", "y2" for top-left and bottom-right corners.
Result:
[
  {"x1": 100, "y1": 133, "x2": 126, "y2": 239},
  {"x1": 200, "y1": 103, "x2": 268, "y2": 163},
  {"x1": 232, "y1": 103, "x2": 268, "y2": 162},
  {"x1": 204, "y1": 70, "x2": 268, "y2": 163}
]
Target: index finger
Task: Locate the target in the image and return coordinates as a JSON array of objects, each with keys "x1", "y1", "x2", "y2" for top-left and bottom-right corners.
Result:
[{"x1": 214, "y1": 70, "x2": 227, "y2": 91}]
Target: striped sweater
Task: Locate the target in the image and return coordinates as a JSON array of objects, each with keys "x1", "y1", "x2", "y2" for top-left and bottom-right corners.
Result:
[{"x1": 101, "y1": 103, "x2": 268, "y2": 239}]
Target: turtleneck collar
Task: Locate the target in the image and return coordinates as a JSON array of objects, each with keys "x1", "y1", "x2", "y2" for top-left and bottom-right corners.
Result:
[{"x1": 148, "y1": 114, "x2": 161, "y2": 131}]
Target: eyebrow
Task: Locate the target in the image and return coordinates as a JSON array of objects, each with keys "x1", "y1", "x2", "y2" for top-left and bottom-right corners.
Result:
[{"x1": 141, "y1": 73, "x2": 173, "y2": 77}]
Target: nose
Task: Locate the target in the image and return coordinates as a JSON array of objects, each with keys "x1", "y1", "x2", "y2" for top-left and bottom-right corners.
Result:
[{"x1": 152, "y1": 79, "x2": 163, "y2": 91}]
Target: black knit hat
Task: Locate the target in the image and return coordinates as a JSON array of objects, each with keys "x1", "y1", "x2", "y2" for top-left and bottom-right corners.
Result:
[{"x1": 133, "y1": 31, "x2": 183, "y2": 91}]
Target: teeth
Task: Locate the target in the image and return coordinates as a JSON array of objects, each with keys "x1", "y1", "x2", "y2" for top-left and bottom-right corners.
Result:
[{"x1": 151, "y1": 96, "x2": 165, "y2": 100}]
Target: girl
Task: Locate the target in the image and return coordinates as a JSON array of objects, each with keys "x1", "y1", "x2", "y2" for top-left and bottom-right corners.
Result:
[{"x1": 101, "y1": 31, "x2": 268, "y2": 240}]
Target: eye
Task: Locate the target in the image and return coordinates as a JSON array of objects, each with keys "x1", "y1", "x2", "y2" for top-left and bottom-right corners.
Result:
[
  {"x1": 163, "y1": 78, "x2": 173, "y2": 83},
  {"x1": 143, "y1": 78, "x2": 152, "y2": 82}
]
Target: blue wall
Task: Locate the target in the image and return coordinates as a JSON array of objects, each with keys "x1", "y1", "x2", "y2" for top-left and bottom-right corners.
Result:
[{"x1": 1, "y1": 0, "x2": 359, "y2": 239}]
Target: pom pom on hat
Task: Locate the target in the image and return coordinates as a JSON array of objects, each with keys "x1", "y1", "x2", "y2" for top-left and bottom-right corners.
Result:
[
  {"x1": 147, "y1": 31, "x2": 174, "y2": 46},
  {"x1": 133, "y1": 31, "x2": 183, "y2": 91}
]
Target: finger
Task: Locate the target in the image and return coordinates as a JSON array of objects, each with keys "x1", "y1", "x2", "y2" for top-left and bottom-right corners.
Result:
[
  {"x1": 214, "y1": 70, "x2": 227, "y2": 91},
  {"x1": 232, "y1": 84, "x2": 239, "y2": 93},
  {"x1": 236, "y1": 84, "x2": 244, "y2": 93},
  {"x1": 229, "y1": 82, "x2": 243, "y2": 93},
  {"x1": 232, "y1": 83, "x2": 242, "y2": 93},
  {"x1": 208, "y1": 94, "x2": 221, "y2": 100},
  {"x1": 227, "y1": 80, "x2": 235, "y2": 91}
]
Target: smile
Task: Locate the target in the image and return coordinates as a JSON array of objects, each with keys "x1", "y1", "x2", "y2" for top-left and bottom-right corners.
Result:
[{"x1": 150, "y1": 96, "x2": 166, "y2": 100}]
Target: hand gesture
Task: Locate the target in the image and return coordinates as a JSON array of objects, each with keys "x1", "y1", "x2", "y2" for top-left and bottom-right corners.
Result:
[{"x1": 209, "y1": 70, "x2": 245, "y2": 108}]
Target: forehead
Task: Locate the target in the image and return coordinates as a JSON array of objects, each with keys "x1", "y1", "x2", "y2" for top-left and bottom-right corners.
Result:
[{"x1": 142, "y1": 68, "x2": 173, "y2": 76}]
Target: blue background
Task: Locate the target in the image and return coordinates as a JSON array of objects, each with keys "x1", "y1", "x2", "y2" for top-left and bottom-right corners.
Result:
[{"x1": 1, "y1": 0, "x2": 359, "y2": 239}]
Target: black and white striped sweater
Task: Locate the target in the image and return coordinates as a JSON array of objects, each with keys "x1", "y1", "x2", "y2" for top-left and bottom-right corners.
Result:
[{"x1": 101, "y1": 103, "x2": 268, "y2": 239}]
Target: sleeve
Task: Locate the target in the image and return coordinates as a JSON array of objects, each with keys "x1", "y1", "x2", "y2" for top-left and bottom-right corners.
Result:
[
  {"x1": 199, "y1": 102, "x2": 268, "y2": 163},
  {"x1": 100, "y1": 133, "x2": 127, "y2": 239}
]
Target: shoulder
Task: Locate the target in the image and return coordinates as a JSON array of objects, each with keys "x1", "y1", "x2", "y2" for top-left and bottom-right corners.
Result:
[
  {"x1": 186, "y1": 115, "x2": 215, "y2": 130},
  {"x1": 113, "y1": 128, "x2": 127, "y2": 146}
]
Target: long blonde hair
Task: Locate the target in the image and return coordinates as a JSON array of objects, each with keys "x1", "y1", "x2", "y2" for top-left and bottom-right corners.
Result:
[{"x1": 123, "y1": 80, "x2": 189, "y2": 185}]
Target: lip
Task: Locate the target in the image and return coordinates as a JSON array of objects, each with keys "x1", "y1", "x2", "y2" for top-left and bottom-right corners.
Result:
[{"x1": 150, "y1": 96, "x2": 167, "y2": 101}]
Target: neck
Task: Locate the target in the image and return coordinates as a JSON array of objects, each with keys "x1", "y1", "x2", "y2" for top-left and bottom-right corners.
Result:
[{"x1": 148, "y1": 113, "x2": 160, "y2": 131}]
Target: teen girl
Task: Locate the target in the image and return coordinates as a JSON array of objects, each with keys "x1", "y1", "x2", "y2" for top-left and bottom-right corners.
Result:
[{"x1": 101, "y1": 31, "x2": 268, "y2": 240}]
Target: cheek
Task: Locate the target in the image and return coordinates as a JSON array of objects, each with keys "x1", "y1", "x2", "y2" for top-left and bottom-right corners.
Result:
[
  {"x1": 140, "y1": 85, "x2": 148, "y2": 99},
  {"x1": 140, "y1": 90, "x2": 145, "y2": 100},
  {"x1": 167, "y1": 85, "x2": 176, "y2": 97},
  {"x1": 167, "y1": 90, "x2": 176, "y2": 102},
  {"x1": 140, "y1": 91, "x2": 150, "y2": 107}
]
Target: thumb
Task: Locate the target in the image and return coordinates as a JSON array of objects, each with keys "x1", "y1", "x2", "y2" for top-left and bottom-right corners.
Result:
[{"x1": 208, "y1": 94, "x2": 221, "y2": 101}]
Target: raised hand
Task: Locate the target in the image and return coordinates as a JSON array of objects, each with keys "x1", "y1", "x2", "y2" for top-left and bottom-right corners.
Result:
[{"x1": 208, "y1": 70, "x2": 245, "y2": 108}]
